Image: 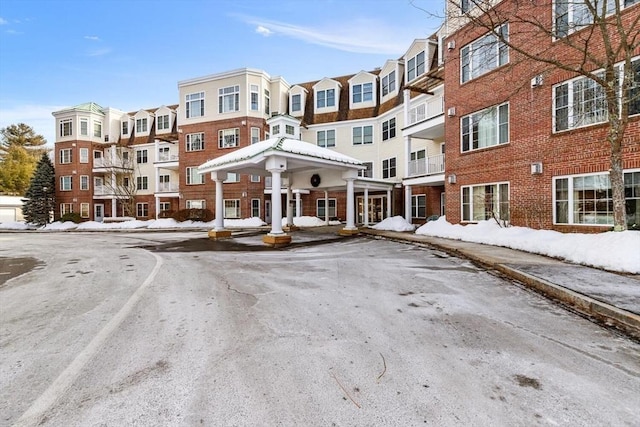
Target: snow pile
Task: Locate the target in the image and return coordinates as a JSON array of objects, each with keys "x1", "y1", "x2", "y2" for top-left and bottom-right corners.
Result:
[
  {"x1": 371, "y1": 215, "x2": 415, "y2": 232},
  {"x1": 416, "y1": 217, "x2": 640, "y2": 274},
  {"x1": 0, "y1": 221, "x2": 31, "y2": 230},
  {"x1": 281, "y1": 216, "x2": 342, "y2": 227}
]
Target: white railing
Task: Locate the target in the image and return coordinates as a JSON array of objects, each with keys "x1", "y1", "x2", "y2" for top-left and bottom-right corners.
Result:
[
  {"x1": 157, "y1": 183, "x2": 179, "y2": 193},
  {"x1": 94, "y1": 185, "x2": 131, "y2": 196},
  {"x1": 93, "y1": 158, "x2": 133, "y2": 169},
  {"x1": 408, "y1": 153, "x2": 445, "y2": 177},
  {"x1": 408, "y1": 95, "x2": 444, "y2": 126},
  {"x1": 156, "y1": 153, "x2": 179, "y2": 162}
]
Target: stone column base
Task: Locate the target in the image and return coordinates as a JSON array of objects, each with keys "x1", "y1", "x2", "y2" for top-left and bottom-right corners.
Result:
[
  {"x1": 263, "y1": 233, "x2": 292, "y2": 247},
  {"x1": 283, "y1": 225, "x2": 299, "y2": 232},
  {"x1": 208, "y1": 229, "x2": 232, "y2": 240},
  {"x1": 339, "y1": 228, "x2": 360, "y2": 236}
]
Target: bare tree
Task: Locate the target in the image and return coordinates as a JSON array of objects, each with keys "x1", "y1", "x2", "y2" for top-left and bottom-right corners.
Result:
[
  {"x1": 95, "y1": 144, "x2": 138, "y2": 218},
  {"x1": 437, "y1": 0, "x2": 639, "y2": 231}
]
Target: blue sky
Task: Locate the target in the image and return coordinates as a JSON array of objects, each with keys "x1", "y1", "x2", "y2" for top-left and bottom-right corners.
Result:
[{"x1": 0, "y1": 0, "x2": 442, "y2": 145}]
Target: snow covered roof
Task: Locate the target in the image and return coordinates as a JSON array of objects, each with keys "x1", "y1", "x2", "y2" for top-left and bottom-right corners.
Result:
[{"x1": 198, "y1": 137, "x2": 363, "y2": 173}]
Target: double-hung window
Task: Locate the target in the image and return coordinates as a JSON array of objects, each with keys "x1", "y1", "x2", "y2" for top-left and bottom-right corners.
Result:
[
  {"x1": 554, "y1": 72, "x2": 607, "y2": 132},
  {"x1": 251, "y1": 199, "x2": 261, "y2": 218},
  {"x1": 157, "y1": 114, "x2": 170, "y2": 130},
  {"x1": 224, "y1": 199, "x2": 241, "y2": 218},
  {"x1": 407, "y1": 51, "x2": 426, "y2": 82},
  {"x1": 316, "y1": 199, "x2": 336, "y2": 218},
  {"x1": 382, "y1": 118, "x2": 396, "y2": 141},
  {"x1": 186, "y1": 133, "x2": 204, "y2": 151},
  {"x1": 136, "y1": 118, "x2": 147, "y2": 133},
  {"x1": 462, "y1": 182, "x2": 510, "y2": 222},
  {"x1": 316, "y1": 89, "x2": 335, "y2": 108},
  {"x1": 219, "y1": 86, "x2": 240, "y2": 113},
  {"x1": 461, "y1": 103, "x2": 509, "y2": 152},
  {"x1": 122, "y1": 121, "x2": 129, "y2": 135},
  {"x1": 136, "y1": 203, "x2": 149, "y2": 217},
  {"x1": 136, "y1": 149, "x2": 148, "y2": 164},
  {"x1": 59, "y1": 148, "x2": 72, "y2": 164},
  {"x1": 382, "y1": 71, "x2": 396, "y2": 96},
  {"x1": 264, "y1": 89, "x2": 270, "y2": 115},
  {"x1": 317, "y1": 130, "x2": 336, "y2": 148},
  {"x1": 382, "y1": 157, "x2": 396, "y2": 179},
  {"x1": 219, "y1": 128, "x2": 240, "y2": 148},
  {"x1": 186, "y1": 167, "x2": 204, "y2": 185},
  {"x1": 80, "y1": 175, "x2": 89, "y2": 190},
  {"x1": 412, "y1": 195, "x2": 427, "y2": 218},
  {"x1": 251, "y1": 127, "x2": 260, "y2": 144},
  {"x1": 553, "y1": 0, "x2": 634, "y2": 38},
  {"x1": 291, "y1": 94, "x2": 302, "y2": 113},
  {"x1": 60, "y1": 176, "x2": 72, "y2": 191},
  {"x1": 461, "y1": 24, "x2": 509, "y2": 83},
  {"x1": 186, "y1": 92, "x2": 205, "y2": 118},
  {"x1": 60, "y1": 119, "x2": 72, "y2": 137},
  {"x1": 352, "y1": 83, "x2": 373, "y2": 103},
  {"x1": 80, "y1": 119, "x2": 88, "y2": 136},
  {"x1": 186, "y1": 200, "x2": 206, "y2": 209},
  {"x1": 136, "y1": 176, "x2": 148, "y2": 190},
  {"x1": 93, "y1": 121, "x2": 102, "y2": 138},
  {"x1": 250, "y1": 85, "x2": 259, "y2": 111},
  {"x1": 353, "y1": 125, "x2": 373, "y2": 145}
]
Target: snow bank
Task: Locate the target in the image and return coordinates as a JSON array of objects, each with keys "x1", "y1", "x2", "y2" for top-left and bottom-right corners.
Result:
[
  {"x1": 371, "y1": 215, "x2": 415, "y2": 232},
  {"x1": 416, "y1": 217, "x2": 640, "y2": 274},
  {"x1": 281, "y1": 216, "x2": 341, "y2": 227}
]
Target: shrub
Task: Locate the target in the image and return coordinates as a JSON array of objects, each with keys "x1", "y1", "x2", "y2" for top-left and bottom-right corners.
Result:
[
  {"x1": 158, "y1": 210, "x2": 175, "y2": 219},
  {"x1": 172, "y1": 208, "x2": 214, "y2": 222},
  {"x1": 59, "y1": 212, "x2": 82, "y2": 223}
]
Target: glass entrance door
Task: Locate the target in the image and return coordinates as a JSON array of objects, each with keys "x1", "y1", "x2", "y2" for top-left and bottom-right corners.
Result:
[{"x1": 357, "y1": 195, "x2": 387, "y2": 224}]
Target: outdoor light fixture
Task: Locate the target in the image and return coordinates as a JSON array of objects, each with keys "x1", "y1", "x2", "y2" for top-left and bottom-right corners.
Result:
[{"x1": 448, "y1": 174, "x2": 457, "y2": 184}]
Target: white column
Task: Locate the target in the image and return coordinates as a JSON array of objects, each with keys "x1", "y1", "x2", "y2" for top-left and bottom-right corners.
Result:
[
  {"x1": 295, "y1": 191, "x2": 301, "y2": 217},
  {"x1": 405, "y1": 185, "x2": 412, "y2": 223},
  {"x1": 286, "y1": 183, "x2": 293, "y2": 226},
  {"x1": 363, "y1": 188, "x2": 369, "y2": 226},
  {"x1": 155, "y1": 197, "x2": 160, "y2": 219},
  {"x1": 269, "y1": 169, "x2": 284, "y2": 235},
  {"x1": 344, "y1": 177, "x2": 357, "y2": 230},
  {"x1": 324, "y1": 190, "x2": 329, "y2": 225},
  {"x1": 386, "y1": 189, "x2": 392, "y2": 218},
  {"x1": 111, "y1": 172, "x2": 117, "y2": 217},
  {"x1": 212, "y1": 171, "x2": 227, "y2": 231}
]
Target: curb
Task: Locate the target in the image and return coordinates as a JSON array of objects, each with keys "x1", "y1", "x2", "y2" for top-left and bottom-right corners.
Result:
[{"x1": 361, "y1": 229, "x2": 640, "y2": 340}]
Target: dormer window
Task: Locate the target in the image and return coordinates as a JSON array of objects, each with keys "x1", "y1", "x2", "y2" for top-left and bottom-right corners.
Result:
[
  {"x1": 157, "y1": 114, "x2": 170, "y2": 131},
  {"x1": 291, "y1": 94, "x2": 302, "y2": 113},
  {"x1": 136, "y1": 118, "x2": 148, "y2": 133},
  {"x1": 285, "y1": 125, "x2": 295, "y2": 135},
  {"x1": 317, "y1": 89, "x2": 335, "y2": 108},
  {"x1": 407, "y1": 51, "x2": 426, "y2": 81},
  {"x1": 382, "y1": 71, "x2": 396, "y2": 96},
  {"x1": 122, "y1": 121, "x2": 129, "y2": 135},
  {"x1": 352, "y1": 83, "x2": 373, "y2": 104}
]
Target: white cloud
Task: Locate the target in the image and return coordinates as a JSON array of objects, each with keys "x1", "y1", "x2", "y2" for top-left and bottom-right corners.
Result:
[
  {"x1": 84, "y1": 35, "x2": 101, "y2": 41},
  {"x1": 87, "y1": 47, "x2": 111, "y2": 57},
  {"x1": 255, "y1": 25, "x2": 272, "y2": 37},
  {"x1": 240, "y1": 15, "x2": 411, "y2": 55},
  {"x1": 0, "y1": 17, "x2": 8, "y2": 25}
]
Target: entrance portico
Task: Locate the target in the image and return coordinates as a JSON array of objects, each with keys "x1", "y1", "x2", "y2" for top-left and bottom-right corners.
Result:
[{"x1": 198, "y1": 136, "x2": 365, "y2": 245}]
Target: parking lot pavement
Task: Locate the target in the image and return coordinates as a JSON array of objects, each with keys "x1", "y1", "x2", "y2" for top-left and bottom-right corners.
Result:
[{"x1": 1, "y1": 231, "x2": 639, "y2": 426}]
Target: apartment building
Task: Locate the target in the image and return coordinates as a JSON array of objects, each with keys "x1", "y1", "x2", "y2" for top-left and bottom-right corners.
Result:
[
  {"x1": 52, "y1": 38, "x2": 447, "y2": 225},
  {"x1": 442, "y1": 0, "x2": 639, "y2": 232}
]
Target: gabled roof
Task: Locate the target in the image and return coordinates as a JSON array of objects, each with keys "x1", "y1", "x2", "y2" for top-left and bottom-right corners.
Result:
[{"x1": 198, "y1": 137, "x2": 363, "y2": 173}]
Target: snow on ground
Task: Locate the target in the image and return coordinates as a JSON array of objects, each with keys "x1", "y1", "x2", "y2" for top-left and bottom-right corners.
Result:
[
  {"x1": 402, "y1": 216, "x2": 639, "y2": 274},
  {"x1": 3, "y1": 215, "x2": 638, "y2": 273}
]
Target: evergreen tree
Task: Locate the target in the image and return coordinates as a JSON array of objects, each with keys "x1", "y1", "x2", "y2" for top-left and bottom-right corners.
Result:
[
  {"x1": 22, "y1": 153, "x2": 55, "y2": 226},
  {"x1": 0, "y1": 123, "x2": 48, "y2": 195}
]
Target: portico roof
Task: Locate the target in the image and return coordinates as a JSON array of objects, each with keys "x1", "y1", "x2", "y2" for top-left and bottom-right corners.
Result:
[{"x1": 198, "y1": 137, "x2": 364, "y2": 175}]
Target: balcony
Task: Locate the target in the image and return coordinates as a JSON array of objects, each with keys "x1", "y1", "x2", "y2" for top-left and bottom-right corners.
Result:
[
  {"x1": 403, "y1": 95, "x2": 445, "y2": 140},
  {"x1": 156, "y1": 183, "x2": 179, "y2": 194},
  {"x1": 93, "y1": 185, "x2": 131, "y2": 198},
  {"x1": 408, "y1": 153, "x2": 445, "y2": 177},
  {"x1": 154, "y1": 152, "x2": 179, "y2": 170},
  {"x1": 92, "y1": 158, "x2": 134, "y2": 173}
]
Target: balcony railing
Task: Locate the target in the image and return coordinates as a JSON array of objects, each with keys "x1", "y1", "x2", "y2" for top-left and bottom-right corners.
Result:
[
  {"x1": 94, "y1": 185, "x2": 131, "y2": 196},
  {"x1": 408, "y1": 95, "x2": 444, "y2": 126},
  {"x1": 156, "y1": 153, "x2": 179, "y2": 163},
  {"x1": 157, "y1": 183, "x2": 179, "y2": 193},
  {"x1": 408, "y1": 153, "x2": 445, "y2": 177},
  {"x1": 93, "y1": 158, "x2": 133, "y2": 169}
]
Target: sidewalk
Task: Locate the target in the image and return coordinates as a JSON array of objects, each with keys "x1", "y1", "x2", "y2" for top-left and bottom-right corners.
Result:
[{"x1": 360, "y1": 228, "x2": 640, "y2": 340}]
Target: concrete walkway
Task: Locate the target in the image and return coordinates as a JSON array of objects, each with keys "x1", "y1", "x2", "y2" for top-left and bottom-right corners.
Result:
[{"x1": 360, "y1": 228, "x2": 640, "y2": 340}]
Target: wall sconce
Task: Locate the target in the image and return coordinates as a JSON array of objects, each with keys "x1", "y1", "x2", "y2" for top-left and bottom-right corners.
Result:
[
  {"x1": 447, "y1": 107, "x2": 456, "y2": 117},
  {"x1": 448, "y1": 174, "x2": 457, "y2": 184}
]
